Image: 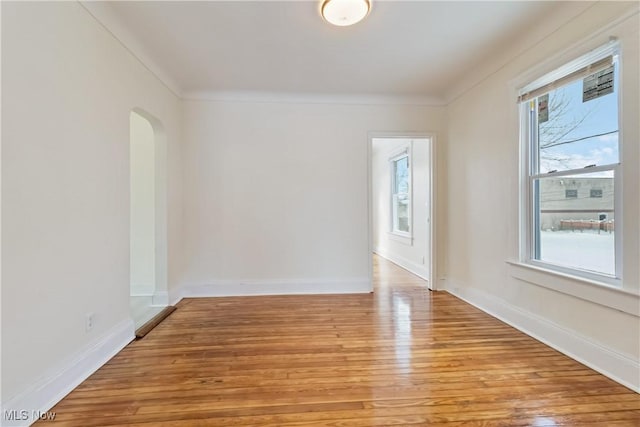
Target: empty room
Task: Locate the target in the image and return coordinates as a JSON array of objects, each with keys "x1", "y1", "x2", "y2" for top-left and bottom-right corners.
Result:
[{"x1": 1, "y1": 1, "x2": 639, "y2": 426}]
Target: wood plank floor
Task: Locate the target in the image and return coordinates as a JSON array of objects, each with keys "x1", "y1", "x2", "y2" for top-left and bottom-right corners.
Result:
[{"x1": 40, "y1": 256, "x2": 640, "y2": 426}]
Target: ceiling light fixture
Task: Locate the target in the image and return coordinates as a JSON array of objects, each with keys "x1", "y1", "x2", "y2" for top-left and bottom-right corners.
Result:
[{"x1": 321, "y1": 0, "x2": 370, "y2": 27}]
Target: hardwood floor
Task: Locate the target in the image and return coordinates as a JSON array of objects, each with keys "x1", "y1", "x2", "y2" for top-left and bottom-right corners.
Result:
[{"x1": 39, "y1": 256, "x2": 640, "y2": 426}]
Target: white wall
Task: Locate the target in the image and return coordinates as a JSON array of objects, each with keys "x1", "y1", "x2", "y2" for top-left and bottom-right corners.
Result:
[
  {"x1": 3, "y1": 2, "x2": 636, "y2": 422},
  {"x1": 1, "y1": 2, "x2": 183, "y2": 422},
  {"x1": 372, "y1": 138, "x2": 430, "y2": 280},
  {"x1": 444, "y1": 2, "x2": 640, "y2": 390},
  {"x1": 130, "y1": 112, "x2": 156, "y2": 295},
  {"x1": 180, "y1": 99, "x2": 445, "y2": 297}
]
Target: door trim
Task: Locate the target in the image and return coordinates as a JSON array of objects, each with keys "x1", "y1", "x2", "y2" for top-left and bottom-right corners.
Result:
[{"x1": 368, "y1": 131, "x2": 437, "y2": 290}]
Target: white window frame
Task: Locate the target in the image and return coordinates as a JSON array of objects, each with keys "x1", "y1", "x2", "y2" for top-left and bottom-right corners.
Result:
[
  {"x1": 518, "y1": 41, "x2": 622, "y2": 286},
  {"x1": 389, "y1": 148, "x2": 412, "y2": 239}
]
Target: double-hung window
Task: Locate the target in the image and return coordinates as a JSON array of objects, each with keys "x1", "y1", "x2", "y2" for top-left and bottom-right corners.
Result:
[
  {"x1": 390, "y1": 150, "x2": 411, "y2": 236},
  {"x1": 518, "y1": 42, "x2": 621, "y2": 284}
]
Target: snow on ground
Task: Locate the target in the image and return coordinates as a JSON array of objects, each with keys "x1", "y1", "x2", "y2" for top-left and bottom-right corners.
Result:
[{"x1": 540, "y1": 230, "x2": 615, "y2": 276}]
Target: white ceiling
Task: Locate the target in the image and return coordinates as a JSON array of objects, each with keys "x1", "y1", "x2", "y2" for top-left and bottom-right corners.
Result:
[{"x1": 91, "y1": 1, "x2": 572, "y2": 101}]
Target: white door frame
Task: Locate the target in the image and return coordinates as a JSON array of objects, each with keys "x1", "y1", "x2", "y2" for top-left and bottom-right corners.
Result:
[{"x1": 367, "y1": 131, "x2": 438, "y2": 291}]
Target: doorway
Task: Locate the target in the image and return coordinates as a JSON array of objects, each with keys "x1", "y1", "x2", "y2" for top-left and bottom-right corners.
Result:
[
  {"x1": 369, "y1": 135, "x2": 435, "y2": 290},
  {"x1": 129, "y1": 109, "x2": 167, "y2": 329}
]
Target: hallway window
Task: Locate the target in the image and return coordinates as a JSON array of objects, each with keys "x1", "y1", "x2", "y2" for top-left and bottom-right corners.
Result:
[
  {"x1": 518, "y1": 42, "x2": 621, "y2": 284},
  {"x1": 390, "y1": 151, "x2": 411, "y2": 235}
]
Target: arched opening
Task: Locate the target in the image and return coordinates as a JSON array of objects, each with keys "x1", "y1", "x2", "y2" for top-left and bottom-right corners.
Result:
[{"x1": 129, "y1": 109, "x2": 168, "y2": 330}]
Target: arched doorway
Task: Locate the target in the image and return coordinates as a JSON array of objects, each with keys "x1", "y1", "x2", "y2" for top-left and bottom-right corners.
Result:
[{"x1": 129, "y1": 109, "x2": 168, "y2": 330}]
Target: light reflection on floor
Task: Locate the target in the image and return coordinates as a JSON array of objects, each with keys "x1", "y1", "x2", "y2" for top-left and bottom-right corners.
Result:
[
  {"x1": 532, "y1": 416, "x2": 559, "y2": 426},
  {"x1": 393, "y1": 294, "x2": 412, "y2": 371},
  {"x1": 373, "y1": 254, "x2": 430, "y2": 378}
]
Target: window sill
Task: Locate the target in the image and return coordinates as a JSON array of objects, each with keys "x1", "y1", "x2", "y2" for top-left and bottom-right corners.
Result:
[
  {"x1": 388, "y1": 232, "x2": 412, "y2": 245},
  {"x1": 506, "y1": 260, "x2": 639, "y2": 316}
]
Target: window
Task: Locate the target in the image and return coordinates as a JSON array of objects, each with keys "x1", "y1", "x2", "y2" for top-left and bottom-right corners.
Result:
[
  {"x1": 390, "y1": 150, "x2": 411, "y2": 235},
  {"x1": 519, "y1": 42, "x2": 620, "y2": 282}
]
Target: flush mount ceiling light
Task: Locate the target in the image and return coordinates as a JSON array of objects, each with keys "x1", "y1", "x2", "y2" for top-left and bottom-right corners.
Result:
[{"x1": 321, "y1": 0, "x2": 371, "y2": 27}]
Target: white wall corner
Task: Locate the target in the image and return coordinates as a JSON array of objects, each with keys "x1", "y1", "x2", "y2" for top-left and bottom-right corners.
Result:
[
  {"x1": 180, "y1": 277, "x2": 372, "y2": 298},
  {"x1": 78, "y1": 1, "x2": 183, "y2": 98},
  {"x1": 0, "y1": 319, "x2": 134, "y2": 426},
  {"x1": 436, "y1": 276, "x2": 448, "y2": 292},
  {"x1": 169, "y1": 285, "x2": 185, "y2": 306},
  {"x1": 444, "y1": 281, "x2": 640, "y2": 393}
]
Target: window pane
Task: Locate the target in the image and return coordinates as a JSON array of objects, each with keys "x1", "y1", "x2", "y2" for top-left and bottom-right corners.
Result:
[
  {"x1": 395, "y1": 194, "x2": 409, "y2": 232},
  {"x1": 534, "y1": 170, "x2": 615, "y2": 276},
  {"x1": 537, "y1": 63, "x2": 618, "y2": 173},
  {"x1": 391, "y1": 155, "x2": 410, "y2": 234},
  {"x1": 394, "y1": 156, "x2": 409, "y2": 194},
  {"x1": 565, "y1": 189, "x2": 577, "y2": 199}
]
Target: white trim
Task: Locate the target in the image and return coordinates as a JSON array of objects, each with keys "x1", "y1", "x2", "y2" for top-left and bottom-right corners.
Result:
[
  {"x1": 1, "y1": 319, "x2": 134, "y2": 427},
  {"x1": 508, "y1": 8, "x2": 639, "y2": 99},
  {"x1": 387, "y1": 232, "x2": 412, "y2": 245},
  {"x1": 388, "y1": 147, "x2": 410, "y2": 161},
  {"x1": 518, "y1": 41, "x2": 618, "y2": 97},
  {"x1": 366, "y1": 132, "x2": 374, "y2": 294},
  {"x1": 532, "y1": 164, "x2": 619, "y2": 179},
  {"x1": 169, "y1": 286, "x2": 185, "y2": 307},
  {"x1": 369, "y1": 132, "x2": 437, "y2": 291},
  {"x1": 517, "y1": 39, "x2": 624, "y2": 285},
  {"x1": 428, "y1": 135, "x2": 438, "y2": 291},
  {"x1": 443, "y1": 280, "x2": 640, "y2": 393},
  {"x1": 129, "y1": 285, "x2": 155, "y2": 297},
  {"x1": 374, "y1": 248, "x2": 429, "y2": 282},
  {"x1": 182, "y1": 91, "x2": 445, "y2": 106},
  {"x1": 78, "y1": 1, "x2": 639, "y2": 108},
  {"x1": 151, "y1": 291, "x2": 169, "y2": 307},
  {"x1": 174, "y1": 277, "x2": 371, "y2": 299},
  {"x1": 507, "y1": 261, "x2": 639, "y2": 316},
  {"x1": 527, "y1": 257, "x2": 621, "y2": 288}
]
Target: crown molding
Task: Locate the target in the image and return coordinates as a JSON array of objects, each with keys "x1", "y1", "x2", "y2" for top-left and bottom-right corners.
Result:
[
  {"x1": 183, "y1": 90, "x2": 446, "y2": 106},
  {"x1": 78, "y1": 1, "x2": 444, "y2": 107},
  {"x1": 78, "y1": 2, "x2": 447, "y2": 107}
]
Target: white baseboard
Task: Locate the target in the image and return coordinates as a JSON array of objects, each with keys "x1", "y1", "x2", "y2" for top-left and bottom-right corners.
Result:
[
  {"x1": 169, "y1": 286, "x2": 184, "y2": 306},
  {"x1": 374, "y1": 247, "x2": 429, "y2": 281},
  {"x1": 129, "y1": 285, "x2": 155, "y2": 297},
  {"x1": 172, "y1": 277, "x2": 372, "y2": 303},
  {"x1": 1, "y1": 319, "x2": 135, "y2": 426},
  {"x1": 130, "y1": 289, "x2": 168, "y2": 307},
  {"x1": 444, "y1": 279, "x2": 640, "y2": 393},
  {"x1": 151, "y1": 291, "x2": 168, "y2": 306}
]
